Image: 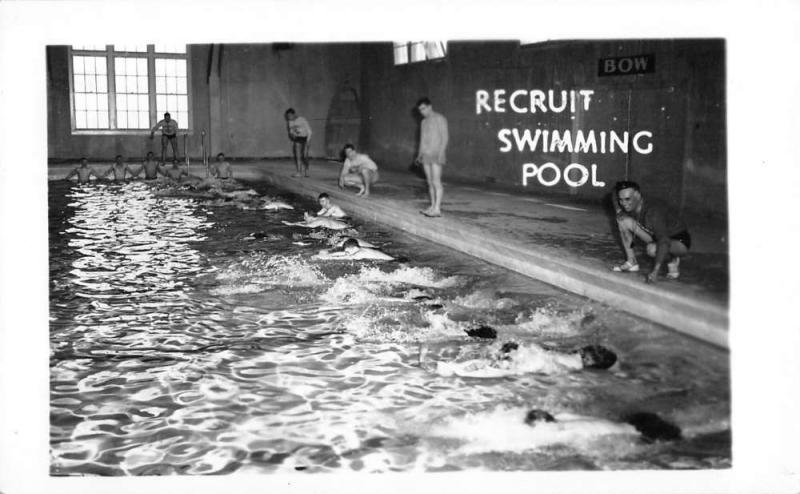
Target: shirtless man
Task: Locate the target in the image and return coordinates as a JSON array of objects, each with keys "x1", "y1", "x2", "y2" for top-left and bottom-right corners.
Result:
[
  {"x1": 64, "y1": 157, "x2": 100, "y2": 184},
  {"x1": 210, "y1": 153, "x2": 233, "y2": 179},
  {"x1": 339, "y1": 144, "x2": 379, "y2": 197},
  {"x1": 282, "y1": 216, "x2": 349, "y2": 230},
  {"x1": 313, "y1": 238, "x2": 393, "y2": 261},
  {"x1": 163, "y1": 159, "x2": 189, "y2": 182},
  {"x1": 415, "y1": 97, "x2": 449, "y2": 217},
  {"x1": 304, "y1": 193, "x2": 346, "y2": 222},
  {"x1": 150, "y1": 112, "x2": 180, "y2": 163},
  {"x1": 103, "y1": 155, "x2": 136, "y2": 182},
  {"x1": 137, "y1": 151, "x2": 163, "y2": 180},
  {"x1": 284, "y1": 108, "x2": 312, "y2": 177}
]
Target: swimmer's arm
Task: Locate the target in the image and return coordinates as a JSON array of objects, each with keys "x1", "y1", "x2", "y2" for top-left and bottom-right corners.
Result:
[
  {"x1": 65, "y1": 168, "x2": 78, "y2": 180},
  {"x1": 150, "y1": 119, "x2": 165, "y2": 136}
]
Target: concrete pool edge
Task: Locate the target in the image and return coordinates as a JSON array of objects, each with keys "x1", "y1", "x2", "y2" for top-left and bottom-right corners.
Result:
[
  {"x1": 241, "y1": 166, "x2": 729, "y2": 350},
  {"x1": 47, "y1": 163, "x2": 729, "y2": 349}
]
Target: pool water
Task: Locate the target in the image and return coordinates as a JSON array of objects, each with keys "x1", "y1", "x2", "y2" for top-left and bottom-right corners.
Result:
[{"x1": 48, "y1": 179, "x2": 731, "y2": 475}]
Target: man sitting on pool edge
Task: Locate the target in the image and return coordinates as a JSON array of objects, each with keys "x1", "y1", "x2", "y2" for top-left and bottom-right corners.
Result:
[
  {"x1": 313, "y1": 238, "x2": 393, "y2": 261},
  {"x1": 612, "y1": 180, "x2": 691, "y2": 283},
  {"x1": 339, "y1": 144, "x2": 379, "y2": 197}
]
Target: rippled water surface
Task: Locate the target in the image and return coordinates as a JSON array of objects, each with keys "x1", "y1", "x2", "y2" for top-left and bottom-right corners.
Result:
[{"x1": 49, "y1": 180, "x2": 731, "y2": 475}]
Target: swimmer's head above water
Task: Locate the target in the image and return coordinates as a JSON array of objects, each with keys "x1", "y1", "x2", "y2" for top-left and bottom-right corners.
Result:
[
  {"x1": 342, "y1": 237, "x2": 359, "y2": 254},
  {"x1": 80, "y1": 157, "x2": 88, "y2": 167},
  {"x1": 578, "y1": 345, "x2": 617, "y2": 370},
  {"x1": 217, "y1": 152, "x2": 225, "y2": 161}
]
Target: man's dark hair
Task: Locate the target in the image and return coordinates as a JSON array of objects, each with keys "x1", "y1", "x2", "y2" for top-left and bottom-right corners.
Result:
[
  {"x1": 524, "y1": 409, "x2": 556, "y2": 426},
  {"x1": 416, "y1": 97, "x2": 431, "y2": 107},
  {"x1": 164, "y1": 112, "x2": 171, "y2": 117},
  {"x1": 579, "y1": 345, "x2": 617, "y2": 370},
  {"x1": 284, "y1": 108, "x2": 295, "y2": 116},
  {"x1": 217, "y1": 152, "x2": 225, "y2": 158},
  {"x1": 318, "y1": 192, "x2": 329, "y2": 200},
  {"x1": 343, "y1": 143, "x2": 355, "y2": 152},
  {"x1": 342, "y1": 238, "x2": 359, "y2": 250},
  {"x1": 80, "y1": 156, "x2": 87, "y2": 161},
  {"x1": 115, "y1": 154, "x2": 122, "y2": 160},
  {"x1": 614, "y1": 180, "x2": 640, "y2": 193}
]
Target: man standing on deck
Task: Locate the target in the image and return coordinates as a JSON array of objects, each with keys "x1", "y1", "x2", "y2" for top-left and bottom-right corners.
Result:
[
  {"x1": 150, "y1": 112, "x2": 180, "y2": 163},
  {"x1": 415, "y1": 97, "x2": 449, "y2": 218},
  {"x1": 64, "y1": 157, "x2": 100, "y2": 184},
  {"x1": 611, "y1": 181, "x2": 691, "y2": 283},
  {"x1": 284, "y1": 108, "x2": 312, "y2": 177}
]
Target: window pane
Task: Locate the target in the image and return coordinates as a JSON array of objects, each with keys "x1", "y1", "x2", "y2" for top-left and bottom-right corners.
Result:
[
  {"x1": 76, "y1": 111, "x2": 87, "y2": 129},
  {"x1": 98, "y1": 112, "x2": 109, "y2": 128},
  {"x1": 156, "y1": 76, "x2": 166, "y2": 93},
  {"x1": 84, "y1": 56, "x2": 95, "y2": 74},
  {"x1": 177, "y1": 112, "x2": 188, "y2": 127},
  {"x1": 138, "y1": 94, "x2": 149, "y2": 111},
  {"x1": 126, "y1": 75, "x2": 137, "y2": 93},
  {"x1": 86, "y1": 94, "x2": 97, "y2": 111},
  {"x1": 87, "y1": 111, "x2": 98, "y2": 128},
  {"x1": 137, "y1": 58, "x2": 147, "y2": 74},
  {"x1": 117, "y1": 112, "x2": 128, "y2": 128},
  {"x1": 410, "y1": 42, "x2": 425, "y2": 62},
  {"x1": 96, "y1": 57, "x2": 107, "y2": 74},
  {"x1": 176, "y1": 60, "x2": 186, "y2": 77},
  {"x1": 128, "y1": 112, "x2": 138, "y2": 128},
  {"x1": 177, "y1": 96, "x2": 187, "y2": 112},
  {"x1": 74, "y1": 93, "x2": 86, "y2": 111},
  {"x1": 96, "y1": 75, "x2": 107, "y2": 93},
  {"x1": 85, "y1": 76, "x2": 96, "y2": 92},
  {"x1": 74, "y1": 75, "x2": 85, "y2": 92},
  {"x1": 98, "y1": 94, "x2": 108, "y2": 111},
  {"x1": 128, "y1": 94, "x2": 138, "y2": 111},
  {"x1": 177, "y1": 77, "x2": 187, "y2": 94},
  {"x1": 424, "y1": 41, "x2": 446, "y2": 59},
  {"x1": 137, "y1": 75, "x2": 148, "y2": 93},
  {"x1": 126, "y1": 58, "x2": 137, "y2": 74},
  {"x1": 166, "y1": 77, "x2": 176, "y2": 93},
  {"x1": 116, "y1": 94, "x2": 127, "y2": 111},
  {"x1": 165, "y1": 60, "x2": 176, "y2": 76},
  {"x1": 155, "y1": 44, "x2": 186, "y2": 54},
  {"x1": 73, "y1": 56, "x2": 84, "y2": 74},
  {"x1": 139, "y1": 111, "x2": 149, "y2": 128},
  {"x1": 115, "y1": 75, "x2": 126, "y2": 93},
  {"x1": 167, "y1": 95, "x2": 177, "y2": 111},
  {"x1": 156, "y1": 95, "x2": 166, "y2": 111},
  {"x1": 155, "y1": 58, "x2": 165, "y2": 74}
]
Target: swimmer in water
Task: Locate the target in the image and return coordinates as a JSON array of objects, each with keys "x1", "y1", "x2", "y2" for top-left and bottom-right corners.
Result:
[
  {"x1": 163, "y1": 159, "x2": 189, "y2": 182},
  {"x1": 136, "y1": 151, "x2": 163, "y2": 180},
  {"x1": 210, "y1": 152, "x2": 233, "y2": 179},
  {"x1": 64, "y1": 157, "x2": 101, "y2": 184},
  {"x1": 313, "y1": 238, "x2": 394, "y2": 261},
  {"x1": 426, "y1": 338, "x2": 617, "y2": 378},
  {"x1": 282, "y1": 215, "x2": 350, "y2": 230},
  {"x1": 102, "y1": 155, "x2": 136, "y2": 182},
  {"x1": 306, "y1": 192, "x2": 347, "y2": 219},
  {"x1": 524, "y1": 408, "x2": 682, "y2": 443}
]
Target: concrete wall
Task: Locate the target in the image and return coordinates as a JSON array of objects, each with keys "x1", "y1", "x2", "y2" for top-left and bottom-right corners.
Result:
[
  {"x1": 47, "y1": 43, "x2": 361, "y2": 162},
  {"x1": 358, "y1": 40, "x2": 727, "y2": 220}
]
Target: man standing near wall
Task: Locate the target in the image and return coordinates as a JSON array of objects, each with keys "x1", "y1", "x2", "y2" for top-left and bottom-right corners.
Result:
[
  {"x1": 612, "y1": 181, "x2": 691, "y2": 283},
  {"x1": 415, "y1": 97, "x2": 449, "y2": 217},
  {"x1": 150, "y1": 112, "x2": 180, "y2": 163},
  {"x1": 285, "y1": 108, "x2": 312, "y2": 177}
]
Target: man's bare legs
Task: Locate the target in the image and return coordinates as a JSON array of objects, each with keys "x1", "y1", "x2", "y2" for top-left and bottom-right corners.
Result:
[{"x1": 421, "y1": 163, "x2": 443, "y2": 216}]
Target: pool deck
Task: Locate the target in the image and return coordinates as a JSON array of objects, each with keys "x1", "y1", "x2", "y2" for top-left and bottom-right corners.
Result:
[{"x1": 48, "y1": 159, "x2": 729, "y2": 348}]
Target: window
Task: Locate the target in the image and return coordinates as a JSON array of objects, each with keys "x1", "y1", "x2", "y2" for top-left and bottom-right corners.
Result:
[
  {"x1": 69, "y1": 45, "x2": 190, "y2": 133},
  {"x1": 393, "y1": 41, "x2": 447, "y2": 65}
]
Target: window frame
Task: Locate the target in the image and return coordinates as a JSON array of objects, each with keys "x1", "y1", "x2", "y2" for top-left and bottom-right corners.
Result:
[
  {"x1": 68, "y1": 45, "x2": 192, "y2": 135},
  {"x1": 393, "y1": 41, "x2": 448, "y2": 66}
]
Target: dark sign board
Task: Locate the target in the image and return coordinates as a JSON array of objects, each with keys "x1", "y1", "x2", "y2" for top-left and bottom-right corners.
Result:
[{"x1": 598, "y1": 54, "x2": 655, "y2": 77}]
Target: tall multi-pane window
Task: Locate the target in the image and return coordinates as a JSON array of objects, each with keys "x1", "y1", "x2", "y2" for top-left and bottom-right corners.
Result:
[
  {"x1": 69, "y1": 45, "x2": 190, "y2": 133},
  {"x1": 393, "y1": 41, "x2": 447, "y2": 65}
]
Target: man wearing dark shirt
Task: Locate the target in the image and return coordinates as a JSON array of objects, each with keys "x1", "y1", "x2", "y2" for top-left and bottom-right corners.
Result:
[{"x1": 612, "y1": 181, "x2": 690, "y2": 283}]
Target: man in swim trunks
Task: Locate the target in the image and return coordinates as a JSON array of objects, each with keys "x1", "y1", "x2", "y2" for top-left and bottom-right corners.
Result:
[
  {"x1": 284, "y1": 108, "x2": 312, "y2": 177},
  {"x1": 415, "y1": 97, "x2": 449, "y2": 217},
  {"x1": 210, "y1": 152, "x2": 233, "y2": 179},
  {"x1": 64, "y1": 157, "x2": 100, "y2": 184},
  {"x1": 103, "y1": 155, "x2": 136, "y2": 182},
  {"x1": 339, "y1": 144, "x2": 379, "y2": 197},
  {"x1": 150, "y1": 112, "x2": 180, "y2": 163},
  {"x1": 137, "y1": 151, "x2": 162, "y2": 180},
  {"x1": 163, "y1": 159, "x2": 189, "y2": 182},
  {"x1": 611, "y1": 181, "x2": 691, "y2": 282}
]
